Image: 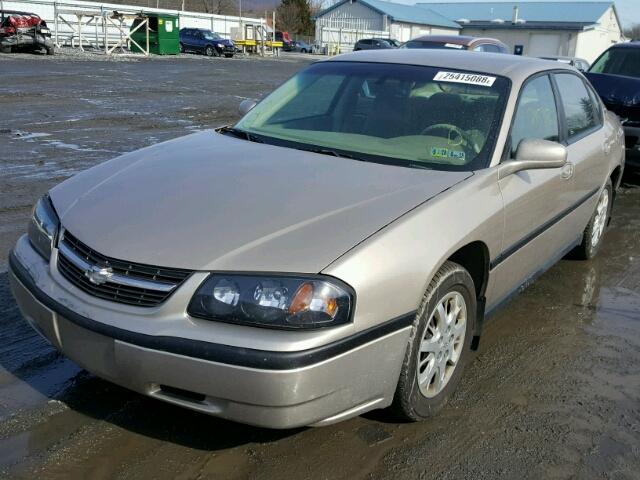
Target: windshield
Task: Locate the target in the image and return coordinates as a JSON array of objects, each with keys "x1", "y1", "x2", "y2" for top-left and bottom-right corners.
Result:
[
  {"x1": 590, "y1": 48, "x2": 640, "y2": 78},
  {"x1": 235, "y1": 62, "x2": 509, "y2": 170},
  {"x1": 401, "y1": 41, "x2": 467, "y2": 50},
  {"x1": 203, "y1": 31, "x2": 221, "y2": 40}
]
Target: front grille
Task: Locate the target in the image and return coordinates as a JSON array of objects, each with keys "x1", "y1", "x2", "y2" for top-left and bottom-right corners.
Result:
[{"x1": 57, "y1": 230, "x2": 192, "y2": 307}]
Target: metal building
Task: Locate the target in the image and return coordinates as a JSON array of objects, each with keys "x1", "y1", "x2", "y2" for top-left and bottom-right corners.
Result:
[
  {"x1": 421, "y1": 1, "x2": 623, "y2": 62},
  {"x1": 314, "y1": 0, "x2": 460, "y2": 52},
  {"x1": 314, "y1": 0, "x2": 624, "y2": 63}
]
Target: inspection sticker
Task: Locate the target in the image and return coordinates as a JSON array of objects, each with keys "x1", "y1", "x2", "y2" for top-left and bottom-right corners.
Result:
[
  {"x1": 434, "y1": 71, "x2": 496, "y2": 87},
  {"x1": 430, "y1": 148, "x2": 466, "y2": 161}
]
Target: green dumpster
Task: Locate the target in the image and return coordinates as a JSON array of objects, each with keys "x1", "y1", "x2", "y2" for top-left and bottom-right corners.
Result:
[{"x1": 130, "y1": 14, "x2": 179, "y2": 55}]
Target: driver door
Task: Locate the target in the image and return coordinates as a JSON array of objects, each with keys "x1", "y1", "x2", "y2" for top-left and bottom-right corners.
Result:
[{"x1": 488, "y1": 74, "x2": 577, "y2": 308}]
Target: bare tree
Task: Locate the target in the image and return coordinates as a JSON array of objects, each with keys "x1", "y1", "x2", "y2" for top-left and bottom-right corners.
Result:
[
  {"x1": 624, "y1": 23, "x2": 640, "y2": 40},
  {"x1": 276, "y1": 0, "x2": 301, "y2": 33}
]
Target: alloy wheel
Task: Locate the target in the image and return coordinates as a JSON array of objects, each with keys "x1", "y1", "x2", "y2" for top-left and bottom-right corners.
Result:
[
  {"x1": 591, "y1": 189, "x2": 609, "y2": 248},
  {"x1": 416, "y1": 291, "x2": 467, "y2": 398}
]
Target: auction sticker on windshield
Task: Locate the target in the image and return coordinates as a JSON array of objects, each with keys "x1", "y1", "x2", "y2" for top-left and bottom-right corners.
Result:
[{"x1": 434, "y1": 71, "x2": 496, "y2": 87}]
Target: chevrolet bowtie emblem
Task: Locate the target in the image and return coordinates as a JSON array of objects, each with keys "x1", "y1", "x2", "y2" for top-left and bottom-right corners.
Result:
[{"x1": 84, "y1": 265, "x2": 114, "y2": 285}]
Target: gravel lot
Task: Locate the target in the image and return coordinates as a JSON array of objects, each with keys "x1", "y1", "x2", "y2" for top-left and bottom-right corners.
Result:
[{"x1": 1, "y1": 51, "x2": 639, "y2": 480}]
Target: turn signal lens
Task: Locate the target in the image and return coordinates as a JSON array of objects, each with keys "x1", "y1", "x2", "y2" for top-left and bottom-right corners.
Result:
[{"x1": 288, "y1": 282, "x2": 314, "y2": 314}]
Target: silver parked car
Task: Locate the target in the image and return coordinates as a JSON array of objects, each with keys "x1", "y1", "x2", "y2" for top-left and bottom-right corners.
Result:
[{"x1": 9, "y1": 50, "x2": 624, "y2": 429}]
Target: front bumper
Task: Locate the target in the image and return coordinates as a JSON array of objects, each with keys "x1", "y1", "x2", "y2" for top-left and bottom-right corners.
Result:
[
  {"x1": 1, "y1": 33, "x2": 52, "y2": 50},
  {"x1": 8, "y1": 237, "x2": 411, "y2": 428},
  {"x1": 623, "y1": 124, "x2": 640, "y2": 169},
  {"x1": 219, "y1": 44, "x2": 234, "y2": 55}
]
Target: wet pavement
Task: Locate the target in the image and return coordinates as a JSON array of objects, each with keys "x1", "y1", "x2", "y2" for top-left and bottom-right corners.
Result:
[{"x1": 1, "y1": 54, "x2": 640, "y2": 480}]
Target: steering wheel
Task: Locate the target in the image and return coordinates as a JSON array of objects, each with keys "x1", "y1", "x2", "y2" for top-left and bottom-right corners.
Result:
[{"x1": 421, "y1": 123, "x2": 469, "y2": 147}]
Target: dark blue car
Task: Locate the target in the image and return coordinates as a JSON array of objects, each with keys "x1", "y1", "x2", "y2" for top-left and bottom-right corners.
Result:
[
  {"x1": 179, "y1": 28, "x2": 234, "y2": 57},
  {"x1": 586, "y1": 42, "x2": 640, "y2": 170}
]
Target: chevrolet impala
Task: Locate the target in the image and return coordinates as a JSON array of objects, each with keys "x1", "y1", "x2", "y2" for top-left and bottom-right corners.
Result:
[{"x1": 9, "y1": 50, "x2": 625, "y2": 428}]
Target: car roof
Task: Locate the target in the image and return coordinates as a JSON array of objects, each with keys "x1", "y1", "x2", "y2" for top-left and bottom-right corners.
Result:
[
  {"x1": 608, "y1": 41, "x2": 640, "y2": 49},
  {"x1": 409, "y1": 34, "x2": 502, "y2": 46},
  {"x1": 540, "y1": 55, "x2": 587, "y2": 62},
  {"x1": 326, "y1": 49, "x2": 575, "y2": 81},
  {"x1": 1, "y1": 10, "x2": 38, "y2": 15}
]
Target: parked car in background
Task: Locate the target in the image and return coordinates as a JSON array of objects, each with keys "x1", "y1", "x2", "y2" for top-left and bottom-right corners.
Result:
[
  {"x1": 289, "y1": 40, "x2": 312, "y2": 53},
  {"x1": 539, "y1": 56, "x2": 590, "y2": 72},
  {"x1": 9, "y1": 50, "x2": 624, "y2": 429},
  {"x1": 354, "y1": 38, "x2": 397, "y2": 51},
  {"x1": 0, "y1": 10, "x2": 53, "y2": 54},
  {"x1": 179, "y1": 28, "x2": 234, "y2": 57},
  {"x1": 274, "y1": 30, "x2": 292, "y2": 50},
  {"x1": 401, "y1": 35, "x2": 508, "y2": 54},
  {"x1": 586, "y1": 42, "x2": 640, "y2": 170}
]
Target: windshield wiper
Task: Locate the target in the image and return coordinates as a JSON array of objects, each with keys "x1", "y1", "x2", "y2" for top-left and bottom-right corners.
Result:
[
  {"x1": 304, "y1": 147, "x2": 359, "y2": 160},
  {"x1": 219, "y1": 126, "x2": 264, "y2": 143}
]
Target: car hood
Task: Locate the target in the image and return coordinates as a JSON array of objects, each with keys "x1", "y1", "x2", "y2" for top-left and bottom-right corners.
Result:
[
  {"x1": 50, "y1": 131, "x2": 471, "y2": 272},
  {"x1": 585, "y1": 72, "x2": 640, "y2": 121}
]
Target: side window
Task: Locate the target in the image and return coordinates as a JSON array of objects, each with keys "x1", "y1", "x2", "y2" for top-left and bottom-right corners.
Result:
[
  {"x1": 510, "y1": 75, "x2": 559, "y2": 156},
  {"x1": 554, "y1": 73, "x2": 599, "y2": 140},
  {"x1": 475, "y1": 43, "x2": 501, "y2": 53},
  {"x1": 484, "y1": 44, "x2": 502, "y2": 53}
]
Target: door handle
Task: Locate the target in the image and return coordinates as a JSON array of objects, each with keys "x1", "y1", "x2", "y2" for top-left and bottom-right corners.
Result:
[{"x1": 561, "y1": 162, "x2": 574, "y2": 180}]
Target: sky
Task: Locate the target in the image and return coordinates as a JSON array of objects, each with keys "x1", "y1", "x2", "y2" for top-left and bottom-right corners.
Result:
[
  {"x1": 391, "y1": 0, "x2": 640, "y2": 28},
  {"x1": 613, "y1": 0, "x2": 639, "y2": 28}
]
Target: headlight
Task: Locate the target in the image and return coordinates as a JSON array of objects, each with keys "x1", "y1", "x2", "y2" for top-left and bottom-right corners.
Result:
[
  {"x1": 188, "y1": 274, "x2": 354, "y2": 329},
  {"x1": 27, "y1": 194, "x2": 60, "y2": 261},
  {"x1": 217, "y1": 43, "x2": 224, "y2": 48}
]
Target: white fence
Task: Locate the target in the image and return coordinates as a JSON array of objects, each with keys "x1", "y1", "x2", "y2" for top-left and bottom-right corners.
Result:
[
  {"x1": 1, "y1": 0, "x2": 264, "y2": 49},
  {"x1": 316, "y1": 24, "x2": 389, "y2": 53}
]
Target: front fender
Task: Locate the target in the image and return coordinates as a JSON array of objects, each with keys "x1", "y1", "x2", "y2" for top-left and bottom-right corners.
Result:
[{"x1": 322, "y1": 168, "x2": 503, "y2": 335}]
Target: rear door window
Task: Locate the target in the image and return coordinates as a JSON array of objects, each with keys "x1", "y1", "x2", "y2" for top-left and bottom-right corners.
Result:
[
  {"x1": 510, "y1": 75, "x2": 559, "y2": 156},
  {"x1": 474, "y1": 43, "x2": 501, "y2": 53},
  {"x1": 554, "y1": 73, "x2": 600, "y2": 141}
]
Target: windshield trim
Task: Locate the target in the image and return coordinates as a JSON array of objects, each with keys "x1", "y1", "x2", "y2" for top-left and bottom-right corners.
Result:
[{"x1": 234, "y1": 61, "x2": 512, "y2": 172}]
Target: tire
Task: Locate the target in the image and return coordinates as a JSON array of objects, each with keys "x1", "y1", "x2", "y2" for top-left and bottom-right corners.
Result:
[
  {"x1": 179, "y1": 42, "x2": 184, "y2": 53},
  {"x1": 224, "y1": 53, "x2": 233, "y2": 58},
  {"x1": 573, "y1": 179, "x2": 612, "y2": 260},
  {"x1": 393, "y1": 261, "x2": 476, "y2": 421},
  {"x1": 0, "y1": 46, "x2": 11, "y2": 54},
  {"x1": 45, "y1": 46, "x2": 54, "y2": 55},
  {"x1": 300, "y1": 48, "x2": 307, "y2": 53},
  {"x1": 205, "y1": 45, "x2": 215, "y2": 57}
]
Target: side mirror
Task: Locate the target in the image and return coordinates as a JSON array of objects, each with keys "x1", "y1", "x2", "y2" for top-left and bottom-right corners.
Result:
[
  {"x1": 238, "y1": 99, "x2": 257, "y2": 116},
  {"x1": 499, "y1": 138, "x2": 567, "y2": 179}
]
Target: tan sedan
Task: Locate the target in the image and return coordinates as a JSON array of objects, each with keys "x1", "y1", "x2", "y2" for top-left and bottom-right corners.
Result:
[{"x1": 9, "y1": 50, "x2": 624, "y2": 428}]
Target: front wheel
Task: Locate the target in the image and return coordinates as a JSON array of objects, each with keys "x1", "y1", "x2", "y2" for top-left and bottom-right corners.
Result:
[
  {"x1": 205, "y1": 45, "x2": 215, "y2": 57},
  {"x1": 393, "y1": 261, "x2": 475, "y2": 421},
  {"x1": 573, "y1": 179, "x2": 612, "y2": 260}
]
